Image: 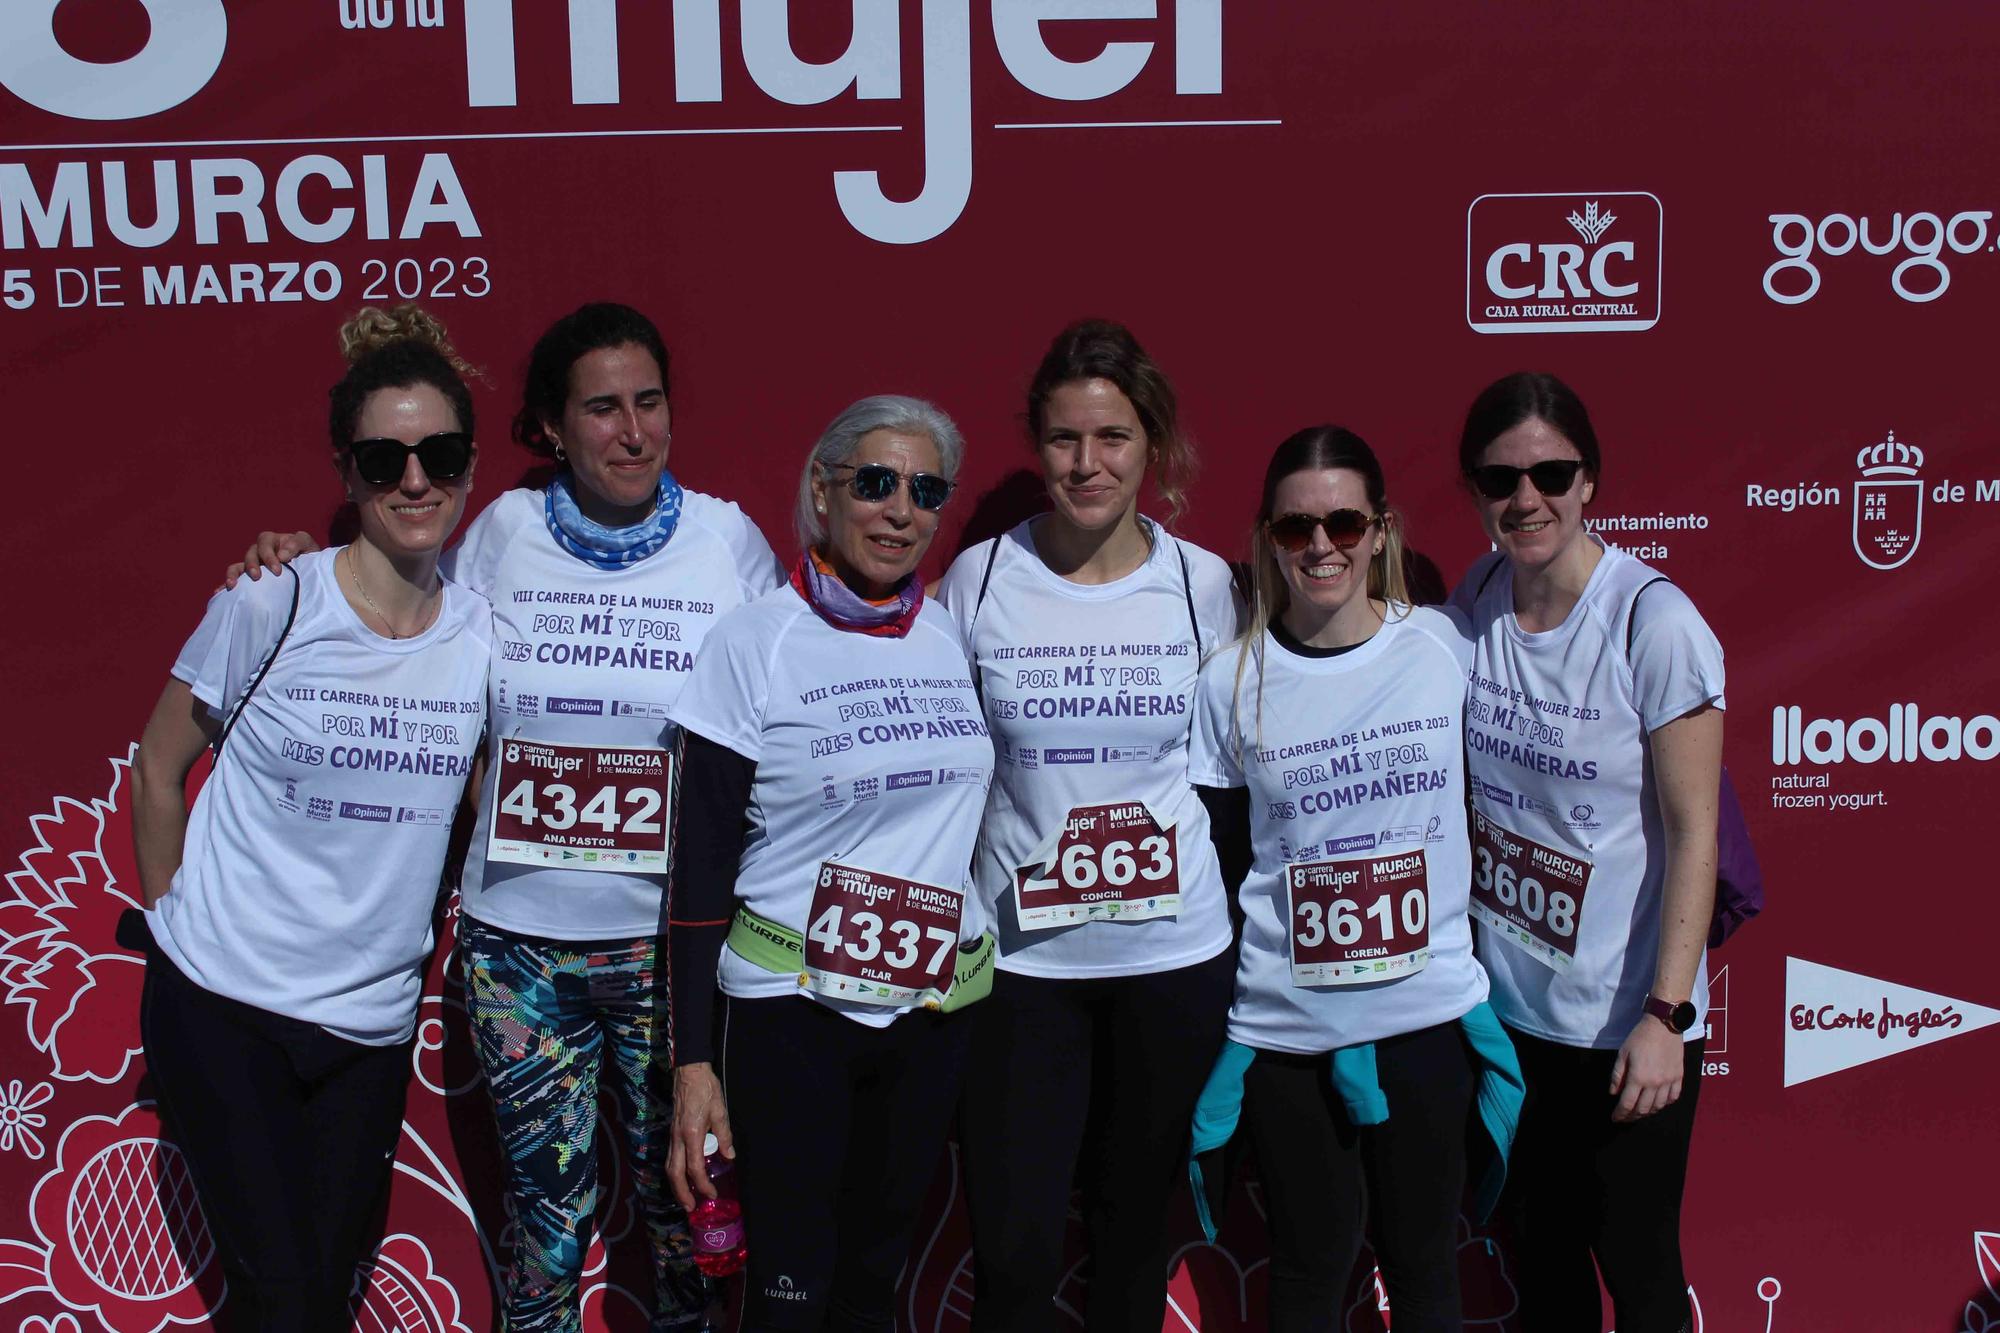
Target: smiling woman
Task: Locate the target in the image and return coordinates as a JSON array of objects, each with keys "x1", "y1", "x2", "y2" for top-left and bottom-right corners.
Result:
[
  {"x1": 664, "y1": 394, "x2": 995, "y2": 1332},
  {"x1": 127, "y1": 305, "x2": 493, "y2": 1331}
]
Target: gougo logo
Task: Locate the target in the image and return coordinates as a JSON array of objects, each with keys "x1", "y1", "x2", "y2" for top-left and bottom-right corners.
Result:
[
  {"x1": 1762, "y1": 208, "x2": 1995, "y2": 304},
  {"x1": 0, "y1": 0, "x2": 1233, "y2": 246}
]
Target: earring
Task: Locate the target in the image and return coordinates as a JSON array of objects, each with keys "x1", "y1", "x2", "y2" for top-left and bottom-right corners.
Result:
[{"x1": 553, "y1": 442, "x2": 567, "y2": 463}]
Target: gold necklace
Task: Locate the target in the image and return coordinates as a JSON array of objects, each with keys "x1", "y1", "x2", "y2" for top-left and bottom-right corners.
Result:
[{"x1": 346, "y1": 546, "x2": 436, "y2": 640}]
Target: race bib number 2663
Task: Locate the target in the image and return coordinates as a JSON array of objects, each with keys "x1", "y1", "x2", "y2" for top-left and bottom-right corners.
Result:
[{"x1": 487, "y1": 741, "x2": 673, "y2": 873}]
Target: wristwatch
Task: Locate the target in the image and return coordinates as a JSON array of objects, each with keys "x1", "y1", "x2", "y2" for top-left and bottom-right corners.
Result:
[{"x1": 1643, "y1": 994, "x2": 1698, "y2": 1034}]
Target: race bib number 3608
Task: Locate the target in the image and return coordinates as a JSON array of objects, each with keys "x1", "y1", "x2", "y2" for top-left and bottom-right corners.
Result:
[
  {"x1": 1468, "y1": 808, "x2": 1592, "y2": 971},
  {"x1": 1014, "y1": 803, "x2": 1179, "y2": 931},
  {"x1": 1286, "y1": 850, "x2": 1431, "y2": 987},
  {"x1": 487, "y1": 741, "x2": 673, "y2": 872},
  {"x1": 804, "y1": 863, "x2": 964, "y2": 1008}
]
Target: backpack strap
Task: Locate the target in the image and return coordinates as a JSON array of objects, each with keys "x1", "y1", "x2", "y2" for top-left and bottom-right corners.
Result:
[
  {"x1": 1626, "y1": 575, "x2": 1671, "y2": 659},
  {"x1": 1473, "y1": 552, "x2": 1505, "y2": 602},
  {"x1": 969, "y1": 534, "x2": 1004, "y2": 628},
  {"x1": 212, "y1": 564, "x2": 302, "y2": 757},
  {"x1": 967, "y1": 535, "x2": 1007, "y2": 709},
  {"x1": 1175, "y1": 539, "x2": 1203, "y2": 662}
]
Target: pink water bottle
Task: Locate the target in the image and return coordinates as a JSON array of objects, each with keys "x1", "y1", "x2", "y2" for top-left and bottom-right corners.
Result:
[{"x1": 690, "y1": 1133, "x2": 747, "y2": 1277}]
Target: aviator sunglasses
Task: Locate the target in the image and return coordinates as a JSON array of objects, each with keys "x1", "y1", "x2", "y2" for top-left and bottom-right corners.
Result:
[
  {"x1": 824, "y1": 461, "x2": 955, "y2": 512},
  {"x1": 348, "y1": 432, "x2": 474, "y2": 486},
  {"x1": 1266, "y1": 508, "x2": 1378, "y2": 552},
  {"x1": 1467, "y1": 459, "x2": 1585, "y2": 501}
]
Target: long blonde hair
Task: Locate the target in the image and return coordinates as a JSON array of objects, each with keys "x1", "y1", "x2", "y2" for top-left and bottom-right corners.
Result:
[{"x1": 1228, "y1": 426, "x2": 1411, "y2": 763}]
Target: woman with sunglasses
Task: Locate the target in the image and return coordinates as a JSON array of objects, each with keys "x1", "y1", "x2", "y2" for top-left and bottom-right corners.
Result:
[
  {"x1": 131, "y1": 305, "x2": 491, "y2": 1330},
  {"x1": 934, "y1": 321, "x2": 1240, "y2": 1332},
  {"x1": 1450, "y1": 373, "x2": 1722, "y2": 1333},
  {"x1": 1184, "y1": 426, "x2": 1517, "y2": 1333},
  {"x1": 664, "y1": 395, "x2": 995, "y2": 1331},
  {"x1": 233, "y1": 302, "x2": 780, "y2": 1332}
]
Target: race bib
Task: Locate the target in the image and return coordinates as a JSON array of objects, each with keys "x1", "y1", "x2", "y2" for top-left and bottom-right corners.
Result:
[
  {"x1": 803, "y1": 862, "x2": 964, "y2": 1008},
  {"x1": 1285, "y1": 849, "x2": 1431, "y2": 986},
  {"x1": 1468, "y1": 808, "x2": 1592, "y2": 971},
  {"x1": 486, "y1": 740, "x2": 673, "y2": 872},
  {"x1": 1014, "y1": 802, "x2": 1179, "y2": 931}
]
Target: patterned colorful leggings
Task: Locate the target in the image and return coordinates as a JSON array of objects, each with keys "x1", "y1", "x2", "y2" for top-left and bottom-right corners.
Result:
[{"x1": 462, "y1": 918, "x2": 710, "y2": 1332}]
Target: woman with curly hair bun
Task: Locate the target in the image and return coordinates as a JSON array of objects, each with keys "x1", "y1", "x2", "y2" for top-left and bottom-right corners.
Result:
[{"x1": 133, "y1": 304, "x2": 492, "y2": 1330}]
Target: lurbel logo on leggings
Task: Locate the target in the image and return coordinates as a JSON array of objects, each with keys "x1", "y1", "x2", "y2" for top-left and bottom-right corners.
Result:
[{"x1": 765, "y1": 1276, "x2": 808, "y2": 1302}]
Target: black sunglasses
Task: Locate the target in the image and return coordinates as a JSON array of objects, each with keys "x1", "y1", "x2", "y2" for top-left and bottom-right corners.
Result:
[
  {"x1": 1267, "y1": 509, "x2": 1378, "y2": 553},
  {"x1": 824, "y1": 462, "x2": 954, "y2": 512},
  {"x1": 348, "y1": 432, "x2": 474, "y2": 487},
  {"x1": 1468, "y1": 459, "x2": 1584, "y2": 501}
]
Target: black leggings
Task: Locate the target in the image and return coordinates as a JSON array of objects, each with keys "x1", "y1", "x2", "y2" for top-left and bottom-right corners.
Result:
[
  {"x1": 1502, "y1": 1027, "x2": 1704, "y2": 1333},
  {"x1": 959, "y1": 947, "x2": 1234, "y2": 1333},
  {"x1": 1240, "y1": 1022, "x2": 1477, "y2": 1333},
  {"x1": 720, "y1": 994, "x2": 972, "y2": 1332},
  {"x1": 140, "y1": 941, "x2": 412, "y2": 1333}
]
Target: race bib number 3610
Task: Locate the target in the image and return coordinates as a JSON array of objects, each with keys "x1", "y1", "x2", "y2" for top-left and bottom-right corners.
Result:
[
  {"x1": 487, "y1": 741, "x2": 673, "y2": 872},
  {"x1": 1468, "y1": 808, "x2": 1592, "y2": 971},
  {"x1": 1286, "y1": 850, "x2": 1431, "y2": 987}
]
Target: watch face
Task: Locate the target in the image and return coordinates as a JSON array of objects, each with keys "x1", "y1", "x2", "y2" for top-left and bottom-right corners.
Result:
[{"x1": 1670, "y1": 1001, "x2": 1697, "y2": 1033}]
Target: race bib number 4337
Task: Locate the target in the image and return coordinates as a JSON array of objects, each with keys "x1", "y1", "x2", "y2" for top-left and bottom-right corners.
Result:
[
  {"x1": 1468, "y1": 808, "x2": 1591, "y2": 971},
  {"x1": 1286, "y1": 850, "x2": 1430, "y2": 987},
  {"x1": 804, "y1": 863, "x2": 964, "y2": 1008},
  {"x1": 487, "y1": 741, "x2": 673, "y2": 872}
]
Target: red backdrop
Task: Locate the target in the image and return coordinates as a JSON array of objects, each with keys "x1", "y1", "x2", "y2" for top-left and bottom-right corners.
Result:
[{"x1": 4, "y1": 4, "x2": 1998, "y2": 1331}]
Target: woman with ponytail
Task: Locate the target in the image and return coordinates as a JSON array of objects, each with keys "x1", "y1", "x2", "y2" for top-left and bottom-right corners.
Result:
[
  {"x1": 132, "y1": 305, "x2": 492, "y2": 1330},
  {"x1": 1184, "y1": 426, "x2": 1522, "y2": 1333},
  {"x1": 935, "y1": 321, "x2": 1241, "y2": 1333}
]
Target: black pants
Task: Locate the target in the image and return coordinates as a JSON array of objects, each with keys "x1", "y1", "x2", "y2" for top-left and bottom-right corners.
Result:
[
  {"x1": 139, "y1": 941, "x2": 413, "y2": 1333},
  {"x1": 720, "y1": 994, "x2": 972, "y2": 1332},
  {"x1": 1502, "y1": 1027, "x2": 1704, "y2": 1333},
  {"x1": 959, "y1": 947, "x2": 1234, "y2": 1333},
  {"x1": 1240, "y1": 1022, "x2": 1477, "y2": 1333}
]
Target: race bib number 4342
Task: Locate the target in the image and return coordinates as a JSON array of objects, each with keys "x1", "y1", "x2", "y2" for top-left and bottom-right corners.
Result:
[
  {"x1": 804, "y1": 863, "x2": 964, "y2": 1008},
  {"x1": 1468, "y1": 808, "x2": 1591, "y2": 971},
  {"x1": 1014, "y1": 803, "x2": 1179, "y2": 931},
  {"x1": 487, "y1": 741, "x2": 673, "y2": 872},
  {"x1": 1286, "y1": 850, "x2": 1430, "y2": 987}
]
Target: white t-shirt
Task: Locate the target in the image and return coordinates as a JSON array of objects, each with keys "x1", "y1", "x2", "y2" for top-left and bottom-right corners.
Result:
[
  {"x1": 444, "y1": 487, "x2": 781, "y2": 939},
  {"x1": 666, "y1": 586, "x2": 994, "y2": 1027},
  {"x1": 936, "y1": 520, "x2": 1240, "y2": 978},
  {"x1": 148, "y1": 548, "x2": 491, "y2": 1044},
  {"x1": 1190, "y1": 607, "x2": 1489, "y2": 1054},
  {"x1": 1452, "y1": 538, "x2": 1726, "y2": 1049}
]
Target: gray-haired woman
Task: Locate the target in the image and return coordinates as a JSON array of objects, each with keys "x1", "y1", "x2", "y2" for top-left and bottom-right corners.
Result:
[{"x1": 662, "y1": 395, "x2": 997, "y2": 1330}]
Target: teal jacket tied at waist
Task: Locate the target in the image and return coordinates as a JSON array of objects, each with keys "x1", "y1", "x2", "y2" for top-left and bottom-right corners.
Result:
[{"x1": 1187, "y1": 1002, "x2": 1525, "y2": 1245}]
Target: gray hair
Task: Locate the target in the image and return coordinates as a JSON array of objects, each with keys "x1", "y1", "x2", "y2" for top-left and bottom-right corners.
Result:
[{"x1": 793, "y1": 394, "x2": 967, "y2": 551}]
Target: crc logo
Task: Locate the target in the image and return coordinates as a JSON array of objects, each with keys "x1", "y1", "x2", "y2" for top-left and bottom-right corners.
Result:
[
  {"x1": 1467, "y1": 192, "x2": 1662, "y2": 333},
  {"x1": 1853, "y1": 430, "x2": 1923, "y2": 570}
]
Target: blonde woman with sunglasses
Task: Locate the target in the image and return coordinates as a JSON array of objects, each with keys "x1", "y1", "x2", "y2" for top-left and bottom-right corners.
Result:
[{"x1": 1184, "y1": 425, "x2": 1522, "y2": 1333}]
